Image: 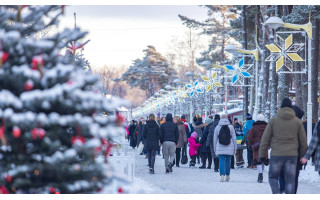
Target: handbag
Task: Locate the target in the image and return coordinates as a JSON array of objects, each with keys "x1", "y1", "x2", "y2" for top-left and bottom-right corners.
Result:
[
  {"x1": 181, "y1": 145, "x2": 188, "y2": 164},
  {"x1": 251, "y1": 141, "x2": 260, "y2": 151}
]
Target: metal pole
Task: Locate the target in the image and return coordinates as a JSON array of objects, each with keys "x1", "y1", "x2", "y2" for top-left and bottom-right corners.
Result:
[
  {"x1": 253, "y1": 59, "x2": 259, "y2": 119},
  {"x1": 225, "y1": 78, "x2": 228, "y2": 114},
  {"x1": 189, "y1": 100, "x2": 193, "y2": 123},
  {"x1": 205, "y1": 91, "x2": 207, "y2": 120},
  {"x1": 307, "y1": 36, "x2": 312, "y2": 144}
]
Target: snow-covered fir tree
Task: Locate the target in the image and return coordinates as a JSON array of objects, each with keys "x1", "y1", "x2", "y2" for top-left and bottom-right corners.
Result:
[
  {"x1": 0, "y1": 5, "x2": 126, "y2": 194},
  {"x1": 120, "y1": 45, "x2": 177, "y2": 98}
]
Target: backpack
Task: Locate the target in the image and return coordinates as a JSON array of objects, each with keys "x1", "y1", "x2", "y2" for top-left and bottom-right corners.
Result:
[{"x1": 218, "y1": 125, "x2": 231, "y2": 145}]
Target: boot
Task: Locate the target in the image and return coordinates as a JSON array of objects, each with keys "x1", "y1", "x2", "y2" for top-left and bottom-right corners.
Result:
[
  {"x1": 225, "y1": 175, "x2": 230, "y2": 182},
  {"x1": 220, "y1": 175, "x2": 225, "y2": 182},
  {"x1": 151, "y1": 168, "x2": 155, "y2": 174},
  {"x1": 165, "y1": 169, "x2": 169, "y2": 173},
  {"x1": 214, "y1": 168, "x2": 219, "y2": 173},
  {"x1": 207, "y1": 166, "x2": 211, "y2": 169},
  {"x1": 168, "y1": 163, "x2": 173, "y2": 173},
  {"x1": 199, "y1": 165, "x2": 206, "y2": 169},
  {"x1": 149, "y1": 168, "x2": 153, "y2": 174},
  {"x1": 257, "y1": 173, "x2": 263, "y2": 183}
]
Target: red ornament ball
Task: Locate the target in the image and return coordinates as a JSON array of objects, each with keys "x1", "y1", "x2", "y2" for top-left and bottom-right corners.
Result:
[
  {"x1": 0, "y1": 185, "x2": 9, "y2": 194},
  {"x1": 31, "y1": 128, "x2": 46, "y2": 140},
  {"x1": 55, "y1": 192, "x2": 60, "y2": 194},
  {"x1": 24, "y1": 80, "x2": 34, "y2": 91},
  {"x1": 0, "y1": 51, "x2": 9, "y2": 66},
  {"x1": 32, "y1": 55, "x2": 45, "y2": 70},
  {"x1": 5, "y1": 175, "x2": 12, "y2": 183},
  {"x1": 117, "y1": 187, "x2": 123, "y2": 194},
  {"x1": 49, "y1": 187, "x2": 55, "y2": 193},
  {"x1": 71, "y1": 136, "x2": 85, "y2": 144},
  {"x1": 12, "y1": 126, "x2": 21, "y2": 138}
]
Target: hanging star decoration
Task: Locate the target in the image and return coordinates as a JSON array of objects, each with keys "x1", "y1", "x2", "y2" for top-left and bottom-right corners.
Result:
[
  {"x1": 165, "y1": 91, "x2": 177, "y2": 105},
  {"x1": 201, "y1": 71, "x2": 223, "y2": 92},
  {"x1": 265, "y1": 34, "x2": 304, "y2": 72},
  {"x1": 185, "y1": 81, "x2": 203, "y2": 97},
  {"x1": 176, "y1": 86, "x2": 188, "y2": 102},
  {"x1": 225, "y1": 58, "x2": 253, "y2": 85}
]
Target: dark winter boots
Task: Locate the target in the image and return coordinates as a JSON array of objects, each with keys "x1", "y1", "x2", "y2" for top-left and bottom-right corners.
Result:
[
  {"x1": 258, "y1": 173, "x2": 263, "y2": 183},
  {"x1": 168, "y1": 163, "x2": 173, "y2": 173},
  {"x1": 149, "y1": 168, "x2": 154, "y2": 174}
]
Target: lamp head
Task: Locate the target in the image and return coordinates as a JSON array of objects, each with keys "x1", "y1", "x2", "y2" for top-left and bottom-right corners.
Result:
[
  {"x1": 165, "y1": 85, "x2": 171, "y2": 90},
  {"x1": 185, "y1": 71, "x2": 194, "y2": 77},
  {"x1": 201, "y1": 60, "x2": 212, "y2": 68},
  {"x1": 225, "y1": 44, "x2": 239, "y2": 53},
  {"x1": 173, "y1": 79, "x2": 180, "y2": 84},
  {"x1": 159, "y1": 89, "x2": 165, "y2": 93},
  {"x1": 265, "y1": 16, "x2": 284, "y2": 29}
]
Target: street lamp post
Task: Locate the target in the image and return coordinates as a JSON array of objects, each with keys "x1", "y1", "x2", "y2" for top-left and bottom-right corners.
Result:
[
  {"x1": 186, "y1": 71, "x2": 194, "y2": 121},
  {"x1": 265, "y1": 16, "x2": 313, "y2": 144},
  {"x1": 211, "y1": 64, "x2": 229, "y2": 115},
  {"x1": 225, "y1": 45, "x2": 259, "y2": 119}
]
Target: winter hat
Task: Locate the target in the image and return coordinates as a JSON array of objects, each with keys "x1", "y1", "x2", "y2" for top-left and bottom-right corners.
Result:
[
  {"x1": 247, "y1": 113, "x2": 252, "y2": 120},
  {"x1": 234, "y1": 118, "x2": 238, "y2": 122},
  {"x1": 221, "y1": 114, "x2": 228, "y2": 119},
  {"x1": 205, "y1": 118, "x2": 213, "y2": 124},
  {"x1": 292, "y1": 105, "x2": 304, "y2": 119},
  {"x1": 214, "y1": 114, "x2": 220, "y2": 120},
  {"x1": 191, "y1": 132, "x2": 197, "y2": 138},
  {"x1": 256, "y1": 114, "x2": 266, "y2": 122},
  {"x1": 281, "y1": 98, "x2": 292, "y2": 108},
  {"x1": 166, "y1": 113, "x2": 173, "y2": 122},
  {"x1": 196, "y1": 114, "x2": 200, "y2": 118},
  {"x1": 181, "y1": 115, "x2": 186, "y2": 119}
]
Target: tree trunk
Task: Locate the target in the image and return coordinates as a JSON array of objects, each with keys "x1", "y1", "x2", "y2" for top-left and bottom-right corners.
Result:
[
  {"x1": 260, "y1": 20, "x2": 269, "y2": 113},
  {"x1": 312, "y1": 18, "x2": 319, "y2": 121},
  {"x1": 269, "y1": 32, "x2": 278, "y2": 118},
  {"x1": 277, "y1": 6, "x2": 290, "y2": 108},
  {"x1": 241, "y1": 5, "x2": 249, "y2": 120},
  {"x1": 302, "y1": 70, "x2": 308, "y2": 114}
]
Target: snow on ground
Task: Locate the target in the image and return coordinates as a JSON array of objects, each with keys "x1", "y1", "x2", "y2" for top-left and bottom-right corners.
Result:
[{"x1": 131, "y1": 146, "x2": 320, "y2": 194}]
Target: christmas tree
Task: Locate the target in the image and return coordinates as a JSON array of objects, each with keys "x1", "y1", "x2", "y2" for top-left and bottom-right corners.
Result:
[{"x1": 0, "y1": 5, "x2": 126, "y2": 194}]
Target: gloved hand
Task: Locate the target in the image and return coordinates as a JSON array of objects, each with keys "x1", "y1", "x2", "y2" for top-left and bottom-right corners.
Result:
[{"x1": 241, "y1": 140, "x2": 245, "y2": 145}]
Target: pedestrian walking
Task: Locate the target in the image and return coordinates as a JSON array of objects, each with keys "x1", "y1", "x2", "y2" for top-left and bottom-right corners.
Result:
[
  {"x1": 247, "y1": 114, "x2": 268, "y2": 183},
  {"x1": 128, "y1": 120, "x2": 138, "y2": 149},
  {"x1": 243, "y1": 113, "x2": 255, "y2": 168},
  {"x1": 301, "y1": 120, "x2": 320, "y2": 176},
  {"x1": 259, "y1": 98, "x2": 307, "y2": 194},
  {"x1": 143, "y1": 114, "x2": 160, "y2": 174},
  {"x1": 173, "y1": 116, "x2": 187, "y2": 167},
  {"x1": 213, "y1": 114, "x2": 237, "y2": 182},
  {"x1": 199, "y1": 118, "x2": 213, "y2": 169},
  {"x1": 234, "y1": 118, "x2": 245, "y2": 167},
  {"x1": 159, "y1": 113, "x2": 179, "y2": 173},
  {"x1": 137, "y1": 119, "x2": 147, "y2": 156},
  {"x1": 188, "y1": 132, "x2": 202, "y2": 167},
  {"x1": 207, "y1": 114, "x2": 220, "y2": 172}
]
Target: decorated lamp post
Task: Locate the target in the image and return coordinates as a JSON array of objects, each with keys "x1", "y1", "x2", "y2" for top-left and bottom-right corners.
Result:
[
  {"x1": 265, "y1": 16, "x2": 312, "y2": 144},
  {"x1": 211, "y1": 64, "x2": 229, "y2": 114},
  {"x1": 225, "y1": 45, "x2": 259, "y2": 119}
]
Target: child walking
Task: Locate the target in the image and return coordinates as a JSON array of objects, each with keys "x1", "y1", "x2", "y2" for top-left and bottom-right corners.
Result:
[{"x1": 188, "y1": 132, "x2": 201, "y2": 167}]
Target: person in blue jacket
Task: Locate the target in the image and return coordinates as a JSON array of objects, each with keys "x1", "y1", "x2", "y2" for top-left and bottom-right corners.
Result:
[{"x1": 242, "y1": 113, "x2": 255, "y2": 168}]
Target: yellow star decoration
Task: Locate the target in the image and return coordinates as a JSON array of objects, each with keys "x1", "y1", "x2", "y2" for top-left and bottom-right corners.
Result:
[
  {"x1": 175, "y1": 86, "x2": 188, "y2": 102},
  {"x1": 201, "y1": 71, "x2": 223, "y2": 92},
  {"x1": 265, "y1": 34, "x2": 304, "y2": 72}
]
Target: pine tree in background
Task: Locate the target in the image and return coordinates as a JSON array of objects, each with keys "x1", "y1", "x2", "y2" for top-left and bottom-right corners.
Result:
[{"x1": 0, "y1": 5, "x2": 127, "y2": 194}]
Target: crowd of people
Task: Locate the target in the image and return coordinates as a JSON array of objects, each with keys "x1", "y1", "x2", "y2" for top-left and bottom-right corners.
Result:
[{"x1": 125, "y1": 98, "x2": 320, "y2": 194}]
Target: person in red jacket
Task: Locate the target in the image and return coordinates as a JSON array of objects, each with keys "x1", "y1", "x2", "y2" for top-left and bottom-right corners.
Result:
[{"x1": 188, "y1": 132, "x2": 201, "y2": 167}]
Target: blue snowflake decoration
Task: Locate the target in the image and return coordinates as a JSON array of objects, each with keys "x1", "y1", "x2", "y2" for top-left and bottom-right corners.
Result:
[
  {"x1": 185, "y1": 81, "x2": 203, "y2": 97},
  {"x1": 225, "y1": 58, "x2": 253, "y2": 85}
]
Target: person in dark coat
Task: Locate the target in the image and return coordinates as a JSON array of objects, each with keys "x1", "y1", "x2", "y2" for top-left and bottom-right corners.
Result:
[
  {"x1": 159, "y1": 113, "x2": 179, "y2": 173},
  {"x1": 199, "y1": 118, "x2": 213, "y2": 169},
  {"x1": 247, "y1": 114, "x2": 268, "y2": 183},
  {"x1": 172, "y1": 116, "x2": 187, "y2": 167},
  {"x1": 234, "y1": 118, "x2": 245, "y2": 167},
  {"x1": 128, "y1": 120, "x2": 138, "y2": 148},
  {"x1": 137, "y1": 119, "x2": 147, "y2": 155},
  {"x1": 143, "y1": 114, "x2": 160, "y2": 174},
  {"x1": 207, "y1": 114, "x2": 220, "y2": 172}
]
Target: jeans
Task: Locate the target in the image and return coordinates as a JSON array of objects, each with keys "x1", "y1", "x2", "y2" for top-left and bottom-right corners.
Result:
[
  {"x1": 219, "y1": 155, "x2": 232, "y2": 176},
  {"x1": 269, "y1": 156, "x2": 297, "y2": 194},
  {"x1": 279, "y1": 157, "x2": 302, "y2": 194},
  {"x1": 162, "y1": 141, "x2": 176, "y2": 169},
  {"x1": 201, "y1": 152, "x2": 212, "y2": 167},
  {"x1": 147, "y1": 150, "x2": 157, "y2": 168}
]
